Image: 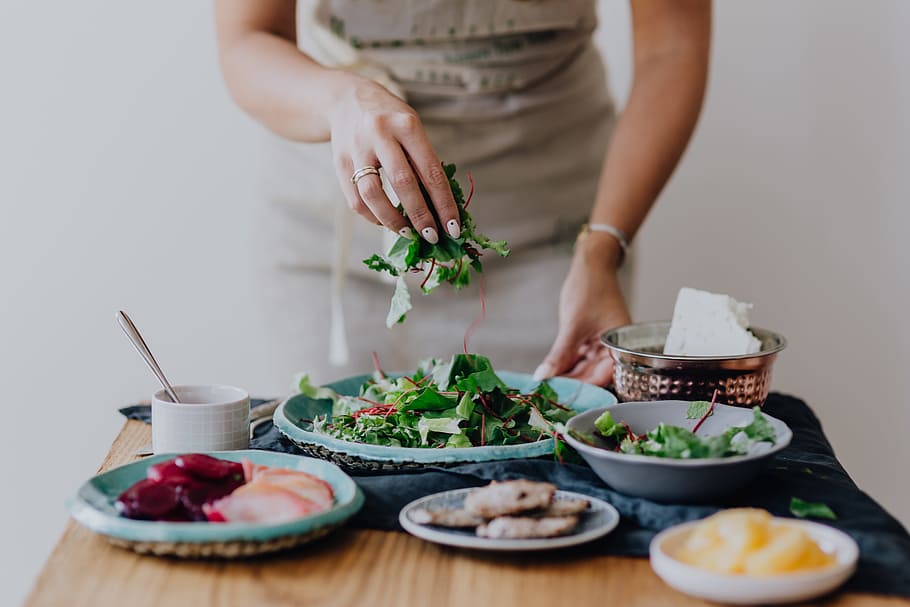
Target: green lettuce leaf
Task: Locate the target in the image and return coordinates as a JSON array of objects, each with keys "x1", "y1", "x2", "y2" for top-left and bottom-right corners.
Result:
[
  {"x1": 386, "y1": 276, "x2": 412, "y2": 328},
  {"x1": 790, "y1": 497, "x2": 837, "y2": 520},
  {"x1": 417, "y1": 416, "x2": 464, "y2": 444},
  {"x1": 398, "y1": 388, "x2": 456, "y2": 412},
  {"x1": 445, "y1": 433, "x2": 473, "y2": 448},
  {"x1": 594, "y1": 410, "x2": 627, "y2": 439},
  {"x1": 734, "y1": 406, "x2": 777, "y2": 443},
  {"x1": 454, "y1": 368, "x2": 508, "y2": 394},
  {"x1": 686, "y1": 400, "x2": 713, "y2": 420},
  {"x1": 455, "y1": 392, "x2": 474, "y2": 419},
  {"x1": 297, "y1": 374, "x2": 339, "y2": 401}
]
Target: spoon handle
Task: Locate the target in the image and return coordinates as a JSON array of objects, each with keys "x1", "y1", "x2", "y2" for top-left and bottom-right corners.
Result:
[{"x1": 117, "y1": 311, "x2": 181, "y2": 404}]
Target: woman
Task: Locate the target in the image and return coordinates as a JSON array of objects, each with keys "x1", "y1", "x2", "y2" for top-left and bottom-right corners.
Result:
[{"x1": 214, "y1": 0, "x2": 710, "y2": 387}]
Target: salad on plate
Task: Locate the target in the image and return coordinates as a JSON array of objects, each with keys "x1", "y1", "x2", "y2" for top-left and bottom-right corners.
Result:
[{"x1": 298, "y1": 353, "x2": 575, "y2": 449}]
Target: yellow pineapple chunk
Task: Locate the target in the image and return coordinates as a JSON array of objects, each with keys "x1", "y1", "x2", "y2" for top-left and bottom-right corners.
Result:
[{"x1": 677, "y1": 508, "x2": 837, "y2": 576}]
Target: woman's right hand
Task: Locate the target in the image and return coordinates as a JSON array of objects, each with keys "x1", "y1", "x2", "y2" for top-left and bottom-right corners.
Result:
[{"x1": 328, "y1": 76, "x2": 461, "y2": 244}]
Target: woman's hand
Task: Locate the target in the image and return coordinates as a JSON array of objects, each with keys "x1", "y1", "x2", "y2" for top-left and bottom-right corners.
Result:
[
  {"x1": 215, "y1": 1, "x2": 458, "y2": 243},
  {"x1": 534, "y1": 233, "x2": 631, "y2": 386},
  {"x1": 328, "y1": 77, "x2": 460, "y2": 244}
]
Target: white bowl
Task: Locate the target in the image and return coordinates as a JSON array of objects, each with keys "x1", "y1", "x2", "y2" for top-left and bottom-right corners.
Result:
[
  {"x1": 564, "y1": 401, "x2": 792, "y2": 502},
  {"x1": 152, "y1": 384, "x2": 250, "y2": 454},
  {"x1": 649, "y1": 519, "x2": 859, "y2": 604}
]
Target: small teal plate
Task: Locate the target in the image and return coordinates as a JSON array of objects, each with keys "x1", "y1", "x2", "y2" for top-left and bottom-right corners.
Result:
[
  {"x1": 273, "y1": 371, "x2": 616, "y2": 471},
  {"x1": 67, "y1": 450, "x2": 364, "y2": 558}
]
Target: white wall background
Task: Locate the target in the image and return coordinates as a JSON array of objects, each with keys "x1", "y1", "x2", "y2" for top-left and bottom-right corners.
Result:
[{"x1": 1, "y1": 1, "x2": 907, "y2": 604}]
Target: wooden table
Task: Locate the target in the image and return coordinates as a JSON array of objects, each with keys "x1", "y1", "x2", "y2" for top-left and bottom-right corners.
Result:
[{"x1": 26, "y1": 420, "x2": 909, "y2": 607}]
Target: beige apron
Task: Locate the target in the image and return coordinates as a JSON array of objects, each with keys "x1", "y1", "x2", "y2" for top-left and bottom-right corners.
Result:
[{"x1": 254, "y1": 0, "x2": 627, "y2": 387}]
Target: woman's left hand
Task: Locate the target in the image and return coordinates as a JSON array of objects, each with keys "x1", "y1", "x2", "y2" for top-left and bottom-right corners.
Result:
[{"x1": 534, "y1": 233, "x2": 631, "y2": 386}]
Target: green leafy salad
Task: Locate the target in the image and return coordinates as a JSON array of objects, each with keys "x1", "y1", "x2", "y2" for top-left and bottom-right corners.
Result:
[
  {"x1": 362, "y1": 163, "x2": 510, "y2": 327},
  {"x1": 298, "y1": 354, "x2": 573, "y2": 449},
  {"x1": 584, "y1": 400, "x2": 777, "y2": 459}
]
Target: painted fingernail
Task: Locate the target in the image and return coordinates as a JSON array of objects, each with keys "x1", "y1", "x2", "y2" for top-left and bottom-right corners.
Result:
[
  {"x1": 421, "y1": 227, "x2": 439, "y2": 244},
  {"x1": 398, "y1": 227, "x2": 415, "y2": 239},
  {"x1": 533, "y1": 362, "x2": 555, "y2": 381},
  {"x1": 446, "y1": 219, "x2": 461, "y2": 239}
]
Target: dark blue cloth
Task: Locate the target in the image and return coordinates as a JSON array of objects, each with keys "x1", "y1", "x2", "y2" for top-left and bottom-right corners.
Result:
[{"x1": 120, "y1": 393, "x2": 910, "y2": 597}]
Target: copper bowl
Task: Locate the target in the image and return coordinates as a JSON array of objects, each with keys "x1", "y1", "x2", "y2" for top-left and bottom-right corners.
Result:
[{"x1": 601, "y1": 321, "x2": 786, "y2": 407}]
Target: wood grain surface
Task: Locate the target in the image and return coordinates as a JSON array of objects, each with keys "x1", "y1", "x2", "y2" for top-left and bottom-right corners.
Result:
[{"x1": 24, "y1": 420, "x2": 909, "y2": 607}]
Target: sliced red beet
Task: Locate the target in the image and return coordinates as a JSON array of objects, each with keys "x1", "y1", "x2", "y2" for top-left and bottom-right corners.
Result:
[
  {"x1": 147, "y1": 460, "x2": 195, "y2": 486},
  {"x1": 115, "y1": 478, "x2": 180, "y2": 519},
  {"x1": 175, "y1": 454, "x2": 244, "y2": 481},
  {"x1": 118, "y1": 456, "x2": 248, "y2": 522},
  {"x1": 159, "y1": 509, "x2": 194, "y2": 522},
  {"x1": 178, "y1": 476, "x2": 244, "y2": 520}
]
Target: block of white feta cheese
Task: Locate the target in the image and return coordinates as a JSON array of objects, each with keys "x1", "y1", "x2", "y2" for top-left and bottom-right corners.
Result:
[{"x1": 663, "y1": 288, "x2": 762, "y2": 356}]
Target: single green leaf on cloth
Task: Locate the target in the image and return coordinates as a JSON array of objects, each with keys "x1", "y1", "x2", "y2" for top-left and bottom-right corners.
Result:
[
  {"x1": 790, "y1": 497, "x2": 838, "y2": 520},
  {"x1": 686, "y1": 400, "x2": 713, "y2": 420}
]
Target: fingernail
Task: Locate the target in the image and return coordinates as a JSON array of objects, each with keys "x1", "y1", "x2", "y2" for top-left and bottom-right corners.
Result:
[
  {"x1": 533, "y1": 362, "x2": 554, "y2": 381},
  {"x1": 421, "y1": 227, "x2": 439, "y2": 244},
  {"x1": 446, "y1": 220, "x2": 461, "y2": 239},
  {"x1": 398, "y1": 227, "x2": 415, "y2": 239}
]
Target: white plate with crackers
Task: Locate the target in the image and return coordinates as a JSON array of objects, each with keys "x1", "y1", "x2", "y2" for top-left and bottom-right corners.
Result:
[{"x1": 399, "y1": 480, "x2": 620, "y2": 551}]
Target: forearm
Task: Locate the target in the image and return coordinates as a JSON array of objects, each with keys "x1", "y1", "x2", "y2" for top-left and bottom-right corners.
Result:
[
  {"x1": 588, "y1": 0, "x2": 711, "y2": 261},
  {"x1": 214, "y1": 0, "x2": 357, "y2": 142},
  {"x1": 589, "y1": 54, "x2": 708, "y2": 259}
]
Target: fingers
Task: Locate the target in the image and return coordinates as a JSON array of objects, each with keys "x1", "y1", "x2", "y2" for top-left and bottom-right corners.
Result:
[
  {"x1": 335, "y1": 156, "x2": 381, "y2": 226},
  {"x1": 334, "y1": 106, "x2": 460, "y2": 242},
  {"x1": 534, "y1": 324, "x2": 585, "y2": 381},
  {"x1": 374, "y1": 142, "x2": 440, "y2": 243},
  {"x1": 397, "y1": 124, "x2": 461, "y2": 239},
  {"x1": 348, "y1": 156, "x2": 413, "y2": 238},
  {"x1": 565, "y1": 355, "x2": 614, "y2": 387}
]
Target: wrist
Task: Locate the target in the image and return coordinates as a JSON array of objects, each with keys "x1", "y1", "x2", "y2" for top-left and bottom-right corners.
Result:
[
  {"x1": 325, "y1": 71, "x2": 370, "y2": 128},
  {"x1": 576, "y1": 230, "x2": 624, "y2": 272}
]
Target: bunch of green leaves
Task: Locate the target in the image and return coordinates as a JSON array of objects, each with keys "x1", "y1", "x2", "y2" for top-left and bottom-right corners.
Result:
[
  {"x1": 362, "y1": 163, "x2": 510, "y2": 327},
  {"x1": 592, "y1": 406, "x2": 777, "y2": 459},
  {"x1": 305, "y1": 354, "x2": 573, "y2": 449}
]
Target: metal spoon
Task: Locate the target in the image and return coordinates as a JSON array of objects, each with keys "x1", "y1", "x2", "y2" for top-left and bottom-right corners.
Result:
[{"x1": 117, "y1": 310, "x2": 181, "y2": 404}]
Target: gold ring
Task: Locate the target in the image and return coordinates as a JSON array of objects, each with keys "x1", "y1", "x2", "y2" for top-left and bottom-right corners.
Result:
[{"x1": 351, "y1": 166, "x2": 381, "y2": 185}]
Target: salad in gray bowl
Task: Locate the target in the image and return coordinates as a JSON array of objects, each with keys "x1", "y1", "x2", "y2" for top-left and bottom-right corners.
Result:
[{"x1": 563, "y1": 398, "x2": 792, "y2": 503}]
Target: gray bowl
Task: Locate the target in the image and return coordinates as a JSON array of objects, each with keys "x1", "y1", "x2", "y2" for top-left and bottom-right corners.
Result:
[
  {"x1": 602, "y1": 321, "x2": 786, "y2": 407},
  {"x1": 564, "y1": 401, "x2": 792, "y2": 503}
]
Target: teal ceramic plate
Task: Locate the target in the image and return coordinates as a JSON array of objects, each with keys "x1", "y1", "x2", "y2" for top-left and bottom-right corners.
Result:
[
  {"x1": 67, "y1": 450, "x2": 364, "y2": 558},
  {"x1": 273, "y1": 371, "x2": 616, "y2": 471}
]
